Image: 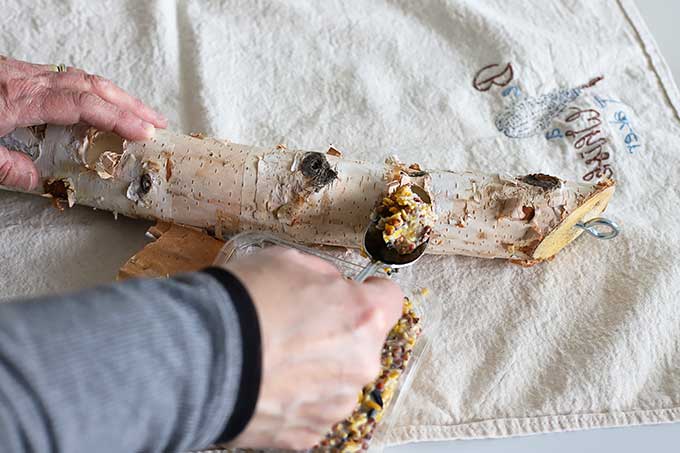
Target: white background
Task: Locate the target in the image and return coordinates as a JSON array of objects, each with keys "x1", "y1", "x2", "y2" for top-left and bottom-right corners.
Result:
[{"x1": 388, "y1": 1, "x2": 680, "y2": 452}]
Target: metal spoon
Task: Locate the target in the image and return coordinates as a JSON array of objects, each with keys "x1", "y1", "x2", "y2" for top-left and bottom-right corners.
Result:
[{"x1": 354, "y1": 185, "x2": 432, "y2": 282}]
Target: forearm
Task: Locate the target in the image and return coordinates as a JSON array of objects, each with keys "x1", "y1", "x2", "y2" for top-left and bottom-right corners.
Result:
[{"x1": 0, "y1": 270, "x2": 260, "y2": 453}]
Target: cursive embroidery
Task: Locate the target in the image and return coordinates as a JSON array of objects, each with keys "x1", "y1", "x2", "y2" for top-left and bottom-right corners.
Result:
[
  {"x1": 473, "y1": 63, "x2": 514, "y2": 92},
  {"x1": 564, "y1": 107, "x2": 613, "y2": 181},
  {"x1": 471, "y1": 63, "x2": 621, "y2": 179},
  {"x1": 610, "y1": 110, "x2": 641, "y2": 154}
]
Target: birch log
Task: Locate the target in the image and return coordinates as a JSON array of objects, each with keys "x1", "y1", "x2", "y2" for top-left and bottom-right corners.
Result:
[{"x1": 1, "y1": 125, "x2": 615, "y2": 264}]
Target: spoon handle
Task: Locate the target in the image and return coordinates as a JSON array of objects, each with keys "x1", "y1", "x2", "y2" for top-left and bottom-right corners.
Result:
[{"x1": 354, "y1": 261, "x2": 383, "y2": 283}]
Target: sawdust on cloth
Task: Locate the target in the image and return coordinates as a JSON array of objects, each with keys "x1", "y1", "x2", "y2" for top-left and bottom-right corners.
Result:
[{"x1": 2, "y1": 0, "x2": 680, "y2": 446}]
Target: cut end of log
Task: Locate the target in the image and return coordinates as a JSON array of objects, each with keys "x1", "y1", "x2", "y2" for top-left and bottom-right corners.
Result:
[{"x1": 530, "y1": 180, "x2": 616, "y2": 262}]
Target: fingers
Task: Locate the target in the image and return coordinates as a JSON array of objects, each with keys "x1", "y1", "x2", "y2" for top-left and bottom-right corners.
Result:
[
  {"x1": 292, "y1": 251, "x2": 343, "y2": 276},
  {"x1": 266, "y1": 247, "x2": 343, "y2": 277},
  {"x1": 1, "y1": 57, "x2": 167, "y2": 140},
  {"x1": 45, "y1": 72, "x2": 167, "y2": 128},
  {"x1": 275, "y1": 426, "x2": 324, "y2": 451},
  {"x1": 19, "y1": 89, "x2": 156, "y2": 141},
  {"x1": 358, "y1": 277, "x2": 404, "y2": 331},
  {"x1": 316, "y1": 349, "x2": 381, "y2": 386},
  {"x1": 297, "y1": 392, "x2": 357, "y2": 426},
  {"x1": 0, "y1": 56, "x2": 54, "y2": 74},
  {"x1": 0, "y1": 146, "x2": 40, "y2": 190}
]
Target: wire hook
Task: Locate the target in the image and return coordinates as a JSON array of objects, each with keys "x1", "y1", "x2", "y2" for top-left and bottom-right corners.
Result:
[{"x1": 575, "y1": 217, "x2": 620, "y2": 240}]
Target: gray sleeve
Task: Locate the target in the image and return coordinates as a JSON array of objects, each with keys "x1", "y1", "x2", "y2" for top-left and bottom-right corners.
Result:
[{"x1": 0, "y1": 269, "x2": 261, "y2": 453}]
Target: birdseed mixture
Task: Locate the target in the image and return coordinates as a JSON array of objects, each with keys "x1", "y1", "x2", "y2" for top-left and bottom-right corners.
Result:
[
  {"x1": 205, "y1": 297, "x2": 423, "y2": 453},
  {"x1": 313, "y1": 296, "x2": 422, "y2": 452},
  {"x1": 375, "y1": 184, "x2": 435, "y2": 255}
]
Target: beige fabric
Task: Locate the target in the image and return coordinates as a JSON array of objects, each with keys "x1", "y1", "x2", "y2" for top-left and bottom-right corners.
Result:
[{"x1": 2, "y1": 0, "x2": 680, "y2": 446}]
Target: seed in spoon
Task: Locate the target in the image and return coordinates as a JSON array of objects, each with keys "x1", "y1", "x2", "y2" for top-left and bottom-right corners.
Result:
[{"x1": 374, "y1": 184, "x2": 436, "y2": 255}]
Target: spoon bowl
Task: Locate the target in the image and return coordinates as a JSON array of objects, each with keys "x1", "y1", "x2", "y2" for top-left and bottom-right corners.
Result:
[
  {"x1": 354, "y1": 184, "x2": 432, "y2": 282},
  {"x1": 362, "y1": 222, "x2": 429, "y2": 267}
]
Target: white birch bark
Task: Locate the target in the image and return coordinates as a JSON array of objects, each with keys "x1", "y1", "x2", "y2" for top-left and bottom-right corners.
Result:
[{"x1": 1, "y1": 125, "x2": 615, "y2": 263}]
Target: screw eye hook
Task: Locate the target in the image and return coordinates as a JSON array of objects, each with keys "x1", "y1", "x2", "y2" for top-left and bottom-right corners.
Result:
[{"x1": 575, "y1": 217, "x2": 620, "y2": 240}]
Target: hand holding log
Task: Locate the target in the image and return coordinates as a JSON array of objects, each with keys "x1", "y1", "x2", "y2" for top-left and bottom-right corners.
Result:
[{"x1": 0, "y1": 55, "x2": 167, "y2": 190}]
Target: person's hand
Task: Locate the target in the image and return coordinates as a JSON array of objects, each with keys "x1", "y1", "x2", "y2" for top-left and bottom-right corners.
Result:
[
  {"x1": 223, "y1": 247, "x2": 404, "y2": 450},
  {"x1": 0, "y1": 56, "x2": 167, "y2": 191}
]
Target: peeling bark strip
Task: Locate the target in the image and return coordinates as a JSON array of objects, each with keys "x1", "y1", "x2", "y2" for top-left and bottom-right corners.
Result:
[{"x1": 0, "y1": 125, "x2": 616, "y2": 263}]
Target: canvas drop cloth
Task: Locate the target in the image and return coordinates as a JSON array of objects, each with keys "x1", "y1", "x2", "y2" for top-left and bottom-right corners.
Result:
[{"x1": 2, "y1": 0, "x2": 680, "y2": 446}]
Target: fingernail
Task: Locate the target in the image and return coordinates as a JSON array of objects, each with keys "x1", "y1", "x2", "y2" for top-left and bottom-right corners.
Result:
[
  {"x1": 155, "y1": 112, "x2": 168, "y2": 126},
  {"x1": 141, "y1": 121, "x2": 156, "y2": 139}
]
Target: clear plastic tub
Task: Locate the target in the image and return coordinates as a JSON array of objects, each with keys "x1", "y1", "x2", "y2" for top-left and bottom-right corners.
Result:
[{"x1": 210, "y1": 232, "x2": 440, "y2": 453}]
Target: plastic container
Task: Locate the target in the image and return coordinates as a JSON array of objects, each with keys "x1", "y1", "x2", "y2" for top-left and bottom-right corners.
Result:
[{"x1": 211, "y1": 232, "x2": 440, "y2": 453}]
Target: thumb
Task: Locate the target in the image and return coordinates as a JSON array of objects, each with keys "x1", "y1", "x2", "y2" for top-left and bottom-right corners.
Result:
[
  {"x1": 360, "y1": 276, "x2": 404, "y2": 331},
  {"x1": 0, "y1": 145, "x2": 40, "y2": 191}
]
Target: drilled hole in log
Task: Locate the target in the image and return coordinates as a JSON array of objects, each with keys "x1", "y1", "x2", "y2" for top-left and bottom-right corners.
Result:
[
  {"x1": 44, "y1": 179, "x2": 69, "y2": 200},
  {"x1": 519, "y1": 174, "x2": 560, "y2": 190},
  {"x1": 43, "y1": 178, "x2": 75, "y2": 210},
  {"x1": 300, "y1": 152, "x2": 338, "y2": 191}
]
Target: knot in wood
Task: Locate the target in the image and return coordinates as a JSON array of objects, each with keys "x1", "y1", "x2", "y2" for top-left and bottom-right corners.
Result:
[
  {"x1": 139, "y1": 173, "x2": 152, "y2": 195},
  {"x1": 300, "y1": 152, "x2": 337, "y2": 191},
  {"x1": 519, "y1": 173, "x2": 561, "y2": 190}
]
